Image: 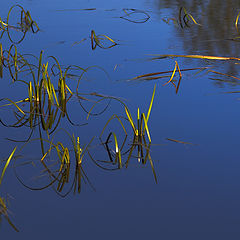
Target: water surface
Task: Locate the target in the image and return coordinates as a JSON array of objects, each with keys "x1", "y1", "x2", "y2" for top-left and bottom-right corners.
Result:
[{"x1": 1, "y1": 0, "x2": 240, "y2": 239}]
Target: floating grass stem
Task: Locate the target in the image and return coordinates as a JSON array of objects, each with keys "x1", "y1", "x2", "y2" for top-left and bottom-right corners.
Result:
[{"x1": 149, "y1": 54, "x2": 240, "y2": 62}]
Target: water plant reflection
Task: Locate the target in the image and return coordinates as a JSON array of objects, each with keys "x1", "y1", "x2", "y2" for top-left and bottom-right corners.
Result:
[
  {"x1": 0, "y1": 5, "x2": 39, "y2": 44},
  {"x1": 0, "y1": 147, "x2": 18, "y2": 232}
]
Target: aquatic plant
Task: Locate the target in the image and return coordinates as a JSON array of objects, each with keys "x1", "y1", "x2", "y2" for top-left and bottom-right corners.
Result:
[
  {"x1": 91, "y1": 30, "x2": 118, "y2": 50},
  {"x1": 87, "y1": 84, "x2": 158, "y2": 182},
  {"x1": 13, "y1": 132, "x2": 94, "y2": 197},
  {"x1": 178, "y1": 7, "x2": 201, "y2": 28},
  {"x1": 0, "y1": 4, "x2": 39, "y2": 44},
  {"x1": 0, "y1": 49, "x2": 88, "y2": 148},
  {"x1": 0, "y1": 147, "x2": 18, "y2": 232}
]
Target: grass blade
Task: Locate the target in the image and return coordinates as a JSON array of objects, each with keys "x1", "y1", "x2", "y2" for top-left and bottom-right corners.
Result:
[{"x1": 0, "y1": 147, "x2": 17, "y2": 186}]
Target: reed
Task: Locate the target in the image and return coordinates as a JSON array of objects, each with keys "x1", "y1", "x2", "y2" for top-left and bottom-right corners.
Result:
[
  {"x1": 0, "y1": 147, "x2": 18, "y2": 232},
  {"x1": 87, "y1": 84, "x2": 158, "y2": 182},
  {"x1": 179, "y1": 7, "x2": 201, "y2": 28},
  {"x1": 91, "y1": 30, "x2": 118, "y2": 50}
]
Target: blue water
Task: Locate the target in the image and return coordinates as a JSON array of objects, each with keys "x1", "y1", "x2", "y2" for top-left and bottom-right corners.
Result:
[{"x1": 1, "y1": 0, "x2": 240, "y2": 239}]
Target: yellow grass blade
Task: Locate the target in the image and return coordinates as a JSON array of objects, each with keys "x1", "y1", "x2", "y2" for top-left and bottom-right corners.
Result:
[
  {"x1": 163, "y1": 62, "x2": 177, "y2": 87},
  {"x1": 236, "y1": 11, "x2": 240, "y2": 33},
  {"x1": 146, "y1": 84, "x2": 156, "y2": 122},
  {"x1": 0, "y1": 147, "x2": 17, "y2": 186},
  {"x1": 3, "y1": 98, "x2": 25, "y2": 115},
  {"x1": 175, "y1": 61, "x2": 182, "y2": 94},
  {"x1": 187, "y1": 13, "x2": 202, "y2": 26},
  {"x1": 142, "y1": 113, "x2": 151, "y2": 142},
  {"x1": 125, "y1": 107, "x2": 137, "y2": 134},
  {"x1": 149, "y1": 54, "x2": 240, "y2": 61}
]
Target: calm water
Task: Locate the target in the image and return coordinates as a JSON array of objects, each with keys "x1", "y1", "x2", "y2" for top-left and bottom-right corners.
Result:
[{"x1": 1, "y1": 0, "x2": 240, "y2": 239}]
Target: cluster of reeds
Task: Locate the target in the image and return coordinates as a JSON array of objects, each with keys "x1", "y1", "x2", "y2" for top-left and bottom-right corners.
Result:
[
  {"x1": 0, "y1": 48, "x2": 78, "y2": 148},
  {"x1": 13, "y1": 131, "x2": 95, "y2": 197},
  {"x1": 0, "y1": 5, "x2": 39, "y2": 44},
  {"x1": 0, "y1": 41, "x2": 159, "y2": 193},
  {"x1": 0, "y1": 4, "x2": 162, "y2": 232},
  {"x1": 86, "y1": 84, "x2": 158, "y2": 182}
]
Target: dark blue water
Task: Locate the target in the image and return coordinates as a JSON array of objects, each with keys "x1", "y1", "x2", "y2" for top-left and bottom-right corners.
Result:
[{"x1": 1, "y1": 0, "x2": 240, "y2": 239}]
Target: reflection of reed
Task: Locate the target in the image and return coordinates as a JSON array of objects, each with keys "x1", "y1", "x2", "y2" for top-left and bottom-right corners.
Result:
[
  {"x1": 88, "y1": 85, "x2": 158, "y2": 183},
  {"x1": 153, "y1": 0, "x2": 240, "y2": 83},
  {"x1": 155, "y1": 0, "x2": 240, "y2": 55},
  {"x1": 0, "y1": 4, "x2": 39, "y2": 44}
]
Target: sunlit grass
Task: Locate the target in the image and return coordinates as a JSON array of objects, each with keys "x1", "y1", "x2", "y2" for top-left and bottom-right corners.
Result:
[
  {"x1": 91, "y1": 30, "x2": 118, "y2": 50},
  {"x1": 0, "y1": 5, "x2": 39, "y2": 44},
  {"x1": 179, "y1": 7, "x2": 202, "y2": 28},
  {"x1": 87, "y1": 84, "x2": 158, "y2": 182},
  {"x1": 13, "y1": 131, "x2": 95, "y2": 197}
]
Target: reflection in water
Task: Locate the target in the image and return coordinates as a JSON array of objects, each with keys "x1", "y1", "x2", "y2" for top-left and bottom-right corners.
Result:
[
  {"x1": 0, "y1": 4, "x2": 158, "y2": 229},
  {"x1": 0, "y1": 4, "x2": 39, "y2": 44},
  {"x1": 0, "y1": 147, "x2": 18, "y2": 232},
  {"x1": 153, "y1": 0, "x2": 240, "y2": 83},
  {"x1": 2, "y1": 1, "x2": 240, "y2": 237}
]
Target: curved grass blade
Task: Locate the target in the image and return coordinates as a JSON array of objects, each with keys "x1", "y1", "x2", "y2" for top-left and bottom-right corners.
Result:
[
  {"x1": 91, "y1": 30, "x2": 118, "y2": 50},
  {"x1": 0, "y1": 98, "x2": 25, "y2": 115},
  {"x1": 0, "y1": 147, "x2": 17, "y2": 186}
]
